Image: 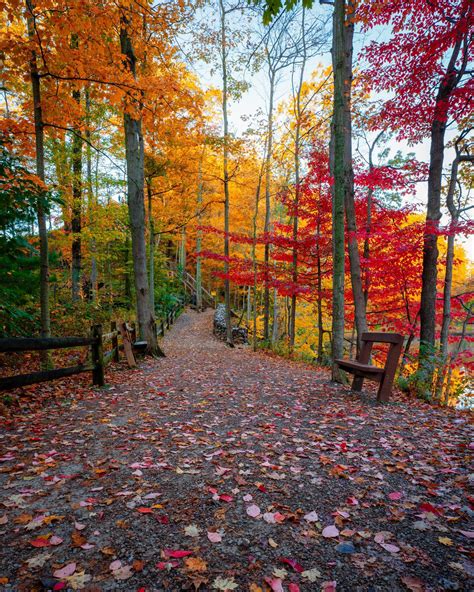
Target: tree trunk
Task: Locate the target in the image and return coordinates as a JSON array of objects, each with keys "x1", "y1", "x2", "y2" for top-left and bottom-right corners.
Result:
[
  {"x1": 196, "y1": 149, "x2": 204, "y2": 311},
  {"x1": 316, "y1": 218, "x2": 324, "y2": 363},
  {"x1": 120, "y1": 14, "x2": 163, "y2": 356},
  {"x1": 263, "y1": 71, "x2": 275, "y2": 341},
  {"x1": 85, "y1": 87, "x2": 98, "y2": 303},
  {"x1": 251, "y1": 161, "x2": 265, "y2": 352},
  {"x1": 71, "y1": 88, "x2": 83, "y2": 303},
  {"x1": 219, "y1": 0, "x2": 233, "y2": 347},
  {"x1": 439, "y1": 156, "x2": 460, "y2": 359},
  {"x1": 26, "y1": 0, "x2": 50, "y2": 365},
  {"x1": 342, "y1": 0, "x2": 367, "y2": 354},
  {"x1": 419, "y1": 28, "x2": 465, "y2": 360},
  {"x1": 288, "y1": 8, "x2": 306, "y2": 352},
  {"x1": 271, "y1": 288, "x2": 279, "y2": 345},
  {"x1": 147, "y1": 181, "x2": 155, "y2": 313},
  {"x1": 330, "y1": 0, "x2": 346, "y2": 382}
]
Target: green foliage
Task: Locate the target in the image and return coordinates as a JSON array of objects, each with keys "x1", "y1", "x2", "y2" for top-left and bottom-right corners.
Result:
[
  {"x1": 0, "y1": 140, "x2": 53, "y2": 336},
  {"x1": 251, "y1": 0, "x2": 314, "y2": 25}
]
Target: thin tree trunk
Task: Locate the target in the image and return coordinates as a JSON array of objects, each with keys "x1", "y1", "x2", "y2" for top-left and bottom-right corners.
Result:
[
  {"x1": 316, "y1": 218, "x2": 324, "y2": 363},
  {"x1": 85, "y1": 87, "x2": 98, "y2": 303},
  {"x1": 147, "y1": 181, "x2": 155, "y2": 313},
  {"x1": 436, "y1": 147, "x2": 473, "y2": 400},
  {"x1": 271, "y1": 288, "x2": 279, "y2": 345},
  {"x1": 330, "y1": 0, "x2": 346, "y2": 382},
  {"x1": 71, "y1": 87, "x2": 83, "y2": 303},
  {"x1": 26, "y1": 0, "x2": 50, "y2": 365},
  {"x1": 263, "y1": 70, "x2": 275, "y2": 341},
  {"x1": 196, "y1": 148, "x2": 205, "y2": 311},
  {"x1": 419, "y1": 22, "x2": 467, "y2": 363},
  {"x1": 219, "y1": 0, "x2": 233, "y2": 347},
  {"x1": 289, "y1": 8, "x2": 306, "y2": 352},
  {"x1": 439, "y1": 157, "x2": 460, "y2": 360},
  {"x1": 251, "y1": 162, "x2": 265, "y2": 352},
  {"x1": 120, "y1": 13, "x2": 163, "y2": 356},
  {"x1": 342, "y1": 0, "x2": 367, "y2": 354}
]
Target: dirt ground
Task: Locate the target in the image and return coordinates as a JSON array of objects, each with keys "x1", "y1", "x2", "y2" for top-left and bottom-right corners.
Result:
[{"x1": 0, "y1": 309, "x2": 472, "y2": 591}]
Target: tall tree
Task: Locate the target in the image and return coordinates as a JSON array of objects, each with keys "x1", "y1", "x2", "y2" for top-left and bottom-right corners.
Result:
[
  {"x1": 119, "y1": 7, "x2": 162, "y2": 356},
  {"x1": 360, "y1": 0, "x2": 473, "y2": 366},
  {"x1": 330, "y1": 0, "x2": 347, "y2": 381},
  {"x1": 218, "y1": 0, "x2": 235, "y2": 346},
  {"x1": 25, "y1": 0, "x2": 50, "y2": 351}
]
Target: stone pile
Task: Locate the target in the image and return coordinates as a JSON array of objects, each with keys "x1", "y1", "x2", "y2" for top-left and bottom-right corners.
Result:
[{"x1": 213, "y1": 304, "x2": 248, "y2": 344}]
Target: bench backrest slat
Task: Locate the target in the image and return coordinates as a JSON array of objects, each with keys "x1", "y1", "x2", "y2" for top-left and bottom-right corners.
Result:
[{"x1": 361, "y1": 332, "x2": 404, "y2": 345}]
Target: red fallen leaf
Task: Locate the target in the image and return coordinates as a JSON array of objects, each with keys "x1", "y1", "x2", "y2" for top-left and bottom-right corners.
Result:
[
  {"x1": 279, "y1": 557, "x2": 304, "y2": 573},
  {"x1": 219, "y1": 494, "x2": 233, "y2": 502},
  {"x1": 163, "y1": 550, "x2": 193, "y2": 558},
  {"x1": 419, "y1": 502, "x2": 442, "y2": 515},
  {"x1": 156, "y1": 561, "x2": 179, "y2": 570},
  {"x1": 346, "y1": 497, "x2": 359, "y2": 506},
  {"x1": 137, "y1": 507, "x2": 153, "y2": 514},
  {"x1": 53, "y1": 584, "x2": 66, "y2": 591},
  {"x1": 155, "y1": 515, "x2": 169, "y2": 524},
  {"x1": 265, "y1": 577, "x2": 284, "y2": 592},
  {"x1": 256, "y1": 484, "x2": 267, "y2": 493},
  {"x1": 289, "y1": 584, "x2": 300, "y2": 592},
  {"x1": 30, "y1": 537, "x2": 50, "y2": 548},
  {"x1": 137, "y1": 588, "x2": 146, "y2": 592},
  {"x1": 208, "y1": 487, "x2": 218, "y2": 494},
  {"x1": 389, "y1": 492, "x2": 403, "y2": 501},
  {"x1": 322, "y1": 581, "x2": 337, "y2": 592}
]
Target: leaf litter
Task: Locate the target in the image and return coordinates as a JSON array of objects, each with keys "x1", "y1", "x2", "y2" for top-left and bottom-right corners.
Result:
[{"x1": 0, "y1": 309, "x2": 472, "y2": 590}]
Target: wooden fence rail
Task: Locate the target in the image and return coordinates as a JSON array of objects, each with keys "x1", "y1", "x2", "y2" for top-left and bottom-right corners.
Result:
[{"x1": 0, "y1": 303, "x2": 184, "y2": 392}]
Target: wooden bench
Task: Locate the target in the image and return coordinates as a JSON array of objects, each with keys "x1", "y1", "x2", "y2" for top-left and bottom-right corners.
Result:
[{"x1": 336, "y1": 332, "x2": 404, "y2": 403}]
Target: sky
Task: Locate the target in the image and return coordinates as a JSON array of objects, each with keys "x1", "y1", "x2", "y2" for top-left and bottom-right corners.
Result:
[{"x1": 189, "y1": 4, "x2": 473, "y2": 263}]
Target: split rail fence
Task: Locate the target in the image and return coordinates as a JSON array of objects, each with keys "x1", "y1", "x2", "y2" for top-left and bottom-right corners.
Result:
[{"x1": 0, "y1": 303, "x2": 184, "y2": 392}]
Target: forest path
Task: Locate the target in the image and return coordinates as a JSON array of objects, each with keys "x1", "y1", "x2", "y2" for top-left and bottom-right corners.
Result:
[{"x1": 0, "y1": 309, "x2": 472, "y2": 591}]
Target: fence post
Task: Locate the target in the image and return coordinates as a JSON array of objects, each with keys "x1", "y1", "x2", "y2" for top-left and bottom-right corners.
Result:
[
  {"x1": 91, "y1": 324, "x2": 105, "y2": 387},
  {"x1": 111, "y1": 321, "x2": 119, "y2": 362}
]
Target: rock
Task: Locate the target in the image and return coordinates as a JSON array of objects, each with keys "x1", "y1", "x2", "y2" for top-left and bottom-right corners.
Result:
[
  {"x1": 438, "y1": 579, "x2": 460, "y2": 591},
  {"x1": 213, "y1": 304, "x2": 248, "y2": 344},
  {"x1": 336, "y1": 542, "x2": 355, "y2": 554}
]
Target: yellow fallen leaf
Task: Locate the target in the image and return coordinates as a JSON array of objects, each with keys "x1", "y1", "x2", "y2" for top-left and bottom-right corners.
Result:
[
  {"x1": 184, "y1": 556, "x2": 207, "y2": 573},
  {"x1": 268, "y1": 537, "x2": 278, "y2": 548},
  {"x1": 438, "y1": 537, "x2": 453, "y2": 546},
  {"x1": 43, "y1": 515, "x2": 64, "y2": 525}
]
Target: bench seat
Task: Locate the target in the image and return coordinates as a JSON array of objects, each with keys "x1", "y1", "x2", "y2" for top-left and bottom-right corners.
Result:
[
  {"x1": 335, "y1": 359, "x2": 384, "y2": 376},
  {"x1": 335, "y1": 332, "x2": 404, "y2": 403}
]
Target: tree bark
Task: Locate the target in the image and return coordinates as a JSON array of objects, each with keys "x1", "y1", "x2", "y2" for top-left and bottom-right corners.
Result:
[
  {"x1": 219, "y1": 0, "x2": 233, "y2": 347},
  {"x1": 195, "y1": 148, "x2": 205, "y2": 311},
  {"x1": 342, "y1": 0, "x2": 367, "y2": 354},
  {"x1": 147, "y1": 180, "x2": 155, "y2": 313},
  {"x1": 120, "y1": 12, "x2": 163, "y2": 356},
  {"x1": 330, "y1": 0, "x2": 346, "y2": 382},
  {"x1": 71, "y1": 87, "x2": 83, "y2": 303},
  {"x1": 288, "y1": 8, "x2": 307, "y2": 352},
  {"x1": 26, "y1": 0, "x2": 50, "y2": 363},
  {"x1": 419, "y1": 20, "x2": 467, "y2": 355},
  {"x1": 263, "y1": 71, "x2": 275, "y2": 341}
]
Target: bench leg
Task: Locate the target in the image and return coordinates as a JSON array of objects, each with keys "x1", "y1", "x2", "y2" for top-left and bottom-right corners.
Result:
[
  {"x1": 352, "y1": 375, "x2": 364, "y2": 392},
  {"x1": 377, "y1": 371, "x2": 395, "y2": 403},
  {"x1": 376, "y1": 342, "x2": 403, "y2": 403}
]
